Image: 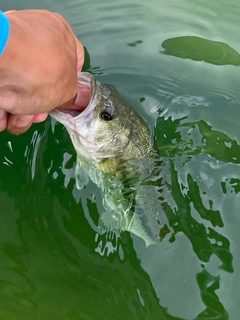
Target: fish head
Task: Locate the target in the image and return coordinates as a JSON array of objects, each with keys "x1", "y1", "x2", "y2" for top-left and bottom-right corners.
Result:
[{"x1": 50, "y1": 72, "x2": 151, "y2": 164}]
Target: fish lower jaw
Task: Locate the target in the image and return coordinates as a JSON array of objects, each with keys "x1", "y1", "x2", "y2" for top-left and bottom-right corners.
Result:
[{"x1": 50, "y1": 109, "x2": 82, "y2": 129}]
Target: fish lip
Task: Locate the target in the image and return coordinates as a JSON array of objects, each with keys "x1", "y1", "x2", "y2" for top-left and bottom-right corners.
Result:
[{"x1": 49, "y1": 72, "x2": 99, "y2": 130}]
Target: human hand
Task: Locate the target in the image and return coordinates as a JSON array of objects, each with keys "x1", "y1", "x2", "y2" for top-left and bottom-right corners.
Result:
[{"x1": 0, "y1": 9, "x2": 88, "y2": 134}]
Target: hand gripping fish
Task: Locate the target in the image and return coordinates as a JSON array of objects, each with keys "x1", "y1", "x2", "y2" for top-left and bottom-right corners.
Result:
[{"x1": 50, "y1": 72, "x2": 162, "y2": 246}]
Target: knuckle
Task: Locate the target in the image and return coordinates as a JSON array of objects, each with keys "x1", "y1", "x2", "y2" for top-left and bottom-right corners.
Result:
[
  {"x1": 0, "y1": 91, "x2": 18, "y2": 113},
  {"x1": 7, "y1": 114, "x2": 33, "y2": 135}
]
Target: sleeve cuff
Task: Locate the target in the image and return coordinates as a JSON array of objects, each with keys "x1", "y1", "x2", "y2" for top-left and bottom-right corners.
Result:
[{"x1": 0, "y1": 11, "x2": 10, "y2": 56}]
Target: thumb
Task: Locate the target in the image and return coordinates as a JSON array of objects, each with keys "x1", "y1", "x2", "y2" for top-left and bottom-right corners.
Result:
[{"x1": 75, "y1": 36, "x2": 85, "y2": 72}]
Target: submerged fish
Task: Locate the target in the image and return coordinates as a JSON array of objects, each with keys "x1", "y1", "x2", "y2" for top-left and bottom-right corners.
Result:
[{"x1": 50, "y1": 72, "x2": 162, "y2": 246}]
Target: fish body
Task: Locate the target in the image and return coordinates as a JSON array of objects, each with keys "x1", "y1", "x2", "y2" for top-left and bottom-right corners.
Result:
[{"x1": 50, "y1": 72, "x2": 161, "y2": 246}]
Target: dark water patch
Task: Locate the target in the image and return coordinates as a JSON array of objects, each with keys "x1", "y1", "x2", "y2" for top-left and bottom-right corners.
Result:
[
  {"x1": 195, "y1": 269, "x2": 229, "y2": 319},
  {"x1": 161, "y1": 160, "x2": 233, "y2": 273},
  {"x1": 127, "y1": 40, "x2": 143, "y2": 47},
  {"x1": 161, "y1": 36, "x2": 240, "y2": 66}
]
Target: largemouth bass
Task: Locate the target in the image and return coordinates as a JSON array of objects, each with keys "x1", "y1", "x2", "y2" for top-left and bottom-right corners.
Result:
[{"x1": 50, "y1": 72, "x2": 162, "y2": 246}]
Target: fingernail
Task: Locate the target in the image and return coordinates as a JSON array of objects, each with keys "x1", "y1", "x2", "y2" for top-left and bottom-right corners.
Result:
[
  {"x1": 74, "y1": 89, "x2": 83, "y2": 107},
  {"x1": 74, "y1": 87, "x2": 90, "y2": 110},
  {"x1": 16, "y1": 116, "x2": 32, "y2": 127},
  {"x1": 0, "y1": 109, "x2": 7, "y2": 132},
  {"x1": 0, "y1": 109, "x2": 6, "y2": 119}
]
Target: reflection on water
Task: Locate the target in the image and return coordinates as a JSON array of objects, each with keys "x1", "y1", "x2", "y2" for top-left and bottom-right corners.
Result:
[
  {"x1": 196, "y1": 269, "x2": 228, "y2": 319},
  {"x1": 1, "y1": 0, "x2": 240, "y2": 319},
  {"x1": 163, "y1": 159, "x2": 233, "y2": 273},
  {"x1": 161, "y1": 36, "x2": 240, "y2": 66}
]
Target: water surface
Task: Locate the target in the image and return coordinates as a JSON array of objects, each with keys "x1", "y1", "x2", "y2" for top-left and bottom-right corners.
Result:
[{"x1": 1, "y1": 0, "x2": 240, "y2": 319}]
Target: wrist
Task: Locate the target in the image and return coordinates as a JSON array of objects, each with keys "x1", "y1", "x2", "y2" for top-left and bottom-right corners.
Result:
[{"x1": 0, "y1": 12, "x2": 10, "y2": 56}]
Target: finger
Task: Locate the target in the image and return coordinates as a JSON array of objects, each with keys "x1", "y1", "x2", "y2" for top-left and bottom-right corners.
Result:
[
  {"x1": 52, "y1": 13, "x2": 84, "y2": 71},
  {"x1": 0, "y1": 109, "x2": 8, "y2": 132},
  {"x1": 74, "y1": 85, "x2": 90, "y2": 109},
  {"x1": 7, "y1": 114, "x2": 34, "y2": 135},
  {"x1": 74, "y1": 36, "x2": 84, "y2": 71},
  {"x1": 57, "y1": 83, "x2": 90, "y2": 111},
  {"x1": 32, "y1": 113, "x2": 48, "y2": 123},
  {"x1": 57, "y1": 97, "x2": 76, "y2": 110}
]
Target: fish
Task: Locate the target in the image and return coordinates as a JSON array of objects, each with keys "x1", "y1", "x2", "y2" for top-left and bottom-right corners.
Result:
[{"x1": 50, "y1": 72, "x2": 162, "y2": 246}]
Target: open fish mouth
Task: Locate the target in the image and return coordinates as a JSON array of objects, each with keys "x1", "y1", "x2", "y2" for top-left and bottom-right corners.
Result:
[{"x1": 49, "y1": 72, "x2": 99, "y2": 130}]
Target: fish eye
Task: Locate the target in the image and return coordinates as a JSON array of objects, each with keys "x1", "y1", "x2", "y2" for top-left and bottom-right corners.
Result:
[{"x1": 101, "y1": 104, "x2": 114, "y2": 121}]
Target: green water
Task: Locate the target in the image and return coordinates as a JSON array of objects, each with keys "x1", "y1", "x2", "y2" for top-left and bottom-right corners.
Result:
[{"x1": 1, "y1": 0, "x2": 240, "y2": 319}]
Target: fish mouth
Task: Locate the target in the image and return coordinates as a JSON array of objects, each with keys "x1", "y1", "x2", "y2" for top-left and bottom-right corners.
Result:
[{"x1": 49, "y1": 72, "x2": 99, "y2": 130}]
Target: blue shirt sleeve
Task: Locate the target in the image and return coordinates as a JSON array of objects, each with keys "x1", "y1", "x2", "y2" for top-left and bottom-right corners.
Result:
[{"x1": 0, "y1": 11, "x2": 10, "y2": 56}]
